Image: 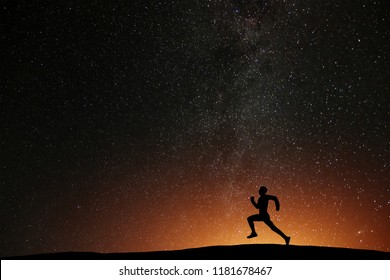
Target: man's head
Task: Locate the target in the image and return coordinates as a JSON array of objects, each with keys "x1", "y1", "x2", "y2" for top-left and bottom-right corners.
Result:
[{"x1": 259, "y1": 186, "x2": 268, "y2": 195}]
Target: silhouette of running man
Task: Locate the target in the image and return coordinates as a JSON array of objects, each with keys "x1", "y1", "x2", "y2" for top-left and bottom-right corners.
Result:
[{"x1": 247, "y1": 186, "x2": 290, "y2": 245}]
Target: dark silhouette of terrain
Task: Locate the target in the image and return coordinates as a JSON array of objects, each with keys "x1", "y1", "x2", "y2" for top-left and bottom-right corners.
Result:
[{"x1": 4, "y1": 244, "x2": 389, "y2": 260}]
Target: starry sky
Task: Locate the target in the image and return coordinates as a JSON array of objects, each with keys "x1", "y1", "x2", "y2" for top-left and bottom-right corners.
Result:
[{"x1": 1, "y1": 0, "x2": 389, "y2": 257}]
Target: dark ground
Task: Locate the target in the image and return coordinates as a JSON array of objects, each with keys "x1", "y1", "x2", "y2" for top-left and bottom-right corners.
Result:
[{"x1": 3, "y1": 244, "x2": 389, "y2": 260}]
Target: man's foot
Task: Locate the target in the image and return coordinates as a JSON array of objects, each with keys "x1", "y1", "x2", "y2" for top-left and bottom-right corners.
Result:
[
  {"x1": 247, "y1": 232, "x2": 258, "y2": 239},
  {"x1": 285, "y1": 236, "x2": 291, "y2": 245}
]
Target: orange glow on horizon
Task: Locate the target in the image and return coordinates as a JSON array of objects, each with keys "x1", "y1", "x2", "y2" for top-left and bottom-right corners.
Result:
[{"x1": 82, "y1": 178, "x2": 389, "y2": 254}]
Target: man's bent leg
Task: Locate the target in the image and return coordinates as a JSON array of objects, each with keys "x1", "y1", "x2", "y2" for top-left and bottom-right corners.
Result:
[{"x1": 247, "y1": 215, "x2": 260, "y2": 238}]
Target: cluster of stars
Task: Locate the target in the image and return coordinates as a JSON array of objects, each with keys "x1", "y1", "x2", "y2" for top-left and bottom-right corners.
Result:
[{"x1": 1, "y1": 1, "x2": 389, "y2": 256}]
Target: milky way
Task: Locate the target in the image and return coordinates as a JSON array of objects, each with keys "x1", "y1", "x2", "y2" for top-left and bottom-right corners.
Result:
[{"x1": 1, "y1": 0, "x2": 389, "y2": 257}]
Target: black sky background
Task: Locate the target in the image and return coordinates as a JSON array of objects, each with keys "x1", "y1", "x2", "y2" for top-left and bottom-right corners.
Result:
[{"x1": 1, "y1": 1, "x2": 389, "y2": 256}]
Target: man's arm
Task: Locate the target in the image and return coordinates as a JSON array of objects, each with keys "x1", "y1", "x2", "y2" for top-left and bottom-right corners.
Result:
[
  {"x1": 270, "y1": 195, "x2": 280, "y2": 211},
  {"x1": 250, "y1": 196, "x2": 258, "y2": 209}
]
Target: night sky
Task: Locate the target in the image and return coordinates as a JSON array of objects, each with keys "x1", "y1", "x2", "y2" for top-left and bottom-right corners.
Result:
[{"x1": 1, "y1": 0, "x2": 389, "y2": 257}]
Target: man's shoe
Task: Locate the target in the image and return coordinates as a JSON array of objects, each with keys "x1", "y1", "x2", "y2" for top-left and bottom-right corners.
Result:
[{"x1": 247, "y1": 232, "x2": 258, "y2": 239}]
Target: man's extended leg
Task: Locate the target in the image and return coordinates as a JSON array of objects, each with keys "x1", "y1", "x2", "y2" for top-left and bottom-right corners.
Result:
[
  {"x1": 264, "y1": 219, "x2": 291, "y2": 245},
  {"x1": 247, "y1": 215, "x2": 261, "y2": 238}
]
